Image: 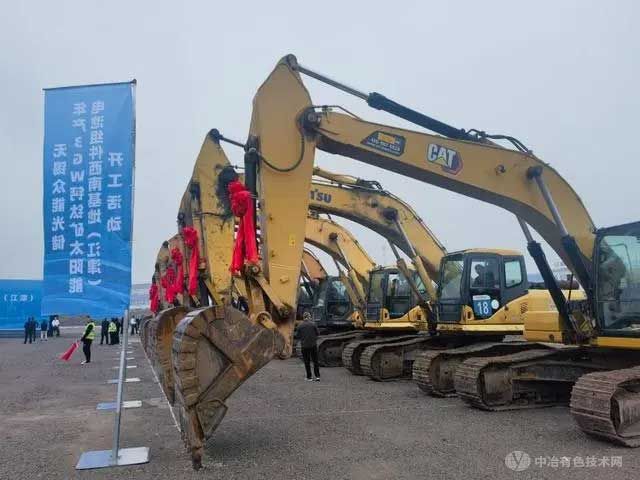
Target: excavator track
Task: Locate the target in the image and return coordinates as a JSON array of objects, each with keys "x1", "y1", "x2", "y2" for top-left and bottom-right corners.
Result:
[
  {"x1": 171, "y1": 305, "x2": 284, "y2": 469},
  {"x1": 571, "y1": 367, "x2": 640, "y2": 447},
  {"x1": 454, "y1": 347, "x2": 606, "y2": 410},
  {"x1": 317, "y1": 331, "x2": 368, "y2": 367},
  {"x1": 342, "y1": 335, "x2": 419, "y2": 375},
  {"x1": 360, "y1": 336, "x2": 437, "y2": 381},
  {"x1": 413, "y1": 341, "x2": 546, "y2": 397}
]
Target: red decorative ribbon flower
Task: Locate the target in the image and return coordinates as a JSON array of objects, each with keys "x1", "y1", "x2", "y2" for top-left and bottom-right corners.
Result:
[
  {"x1": 228, "y1": 180, "x2": 258, "y2": 274},
  {"x1": 182, "y1": 226, "x2": 200, "y2": 296}
]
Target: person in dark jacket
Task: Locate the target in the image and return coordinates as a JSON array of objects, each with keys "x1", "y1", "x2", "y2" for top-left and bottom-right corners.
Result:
[
  {"x1": 40, "y1": 319, "x2": 48, "y2": 341},
  {"x1": 24, "y1": 317, "x2": 32, "y2": 344},
  {"x1": 100, "y1": 318, "x2": 110, "y2": 345},
  {"x1": 29, "y1": 317, "x2": 37, "y2": 343},
  {"x1": 296, "y1": 312, "x2": 321, "y2": 381}
]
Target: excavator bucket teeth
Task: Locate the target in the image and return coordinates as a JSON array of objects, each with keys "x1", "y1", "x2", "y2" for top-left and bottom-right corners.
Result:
[
  {"x1": 147, "y1": 307, "x2": 189, "y2": 404},
  {"x1": 171, "y1": 305, "x2": 284, "y2": 469}
]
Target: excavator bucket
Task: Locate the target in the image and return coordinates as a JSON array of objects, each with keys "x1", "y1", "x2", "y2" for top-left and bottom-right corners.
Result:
[
  {"x1": 139, "y1": 316, "x2": 151, "y2": 353},
  {"x1": 146, "y1": 306, "x2": 189, "y2": 404},
  {"x1": 171, "y1": 305, "x2": 285, "y2": 469}
]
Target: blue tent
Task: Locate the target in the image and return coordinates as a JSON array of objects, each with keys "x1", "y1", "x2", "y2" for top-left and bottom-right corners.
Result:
[{"x1": 0, "y1": 280, "x2": 44, "y2": 330}]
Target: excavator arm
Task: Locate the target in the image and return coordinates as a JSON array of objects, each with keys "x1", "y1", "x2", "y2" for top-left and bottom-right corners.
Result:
[
  {"x1": 304, "y1": 214, "x2": 376, "y2": 306},
  {"x1": 246, "y1": 55, "x2": 602, "y2": 341},
  {"x1": 308, "y1": 175, "x2": 445, "y2": 300}
]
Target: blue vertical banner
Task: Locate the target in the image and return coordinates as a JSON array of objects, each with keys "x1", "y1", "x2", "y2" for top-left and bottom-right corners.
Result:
[
  {"x1": 42, "y1": 81, "x2": 135, "y2": 317},
  {"x1": 0, "y1": 280, "x2": 43, "y2": 329}
]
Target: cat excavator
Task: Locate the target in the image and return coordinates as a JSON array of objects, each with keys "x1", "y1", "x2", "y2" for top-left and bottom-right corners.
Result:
[
  {"x1": 285, "y1": 56, "x2": 640, "y2": 441},
  {"x1": 164, "y1": 55, "x2": 639, "y2": 467}
]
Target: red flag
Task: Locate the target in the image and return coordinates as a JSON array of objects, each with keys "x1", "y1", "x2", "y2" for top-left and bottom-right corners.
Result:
[{"x1": 60, "y1": 341, "x2": 79, "y2": 361}]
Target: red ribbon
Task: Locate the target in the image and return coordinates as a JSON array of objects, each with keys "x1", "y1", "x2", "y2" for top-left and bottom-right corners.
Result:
[
  {"x1": 182, "y1": 226, "x2": 200, "y2": 296},
  {"x1": 162, "y1": 266, "x2": 177, "y2": 303},
  {"x1": 171, "y1": 247, "x2": 184, "y2": 297},
  {"x1": 228, "y1": 180, "x2": 259, "y2": 274},
  {"x1": 149, "y1": 284, "x2": 159, "y2": 314}
]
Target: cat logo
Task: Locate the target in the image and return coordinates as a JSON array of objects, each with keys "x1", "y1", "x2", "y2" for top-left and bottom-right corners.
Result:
[{"x1": 426, "y1": 143, "x2": 463, "y2": 174}]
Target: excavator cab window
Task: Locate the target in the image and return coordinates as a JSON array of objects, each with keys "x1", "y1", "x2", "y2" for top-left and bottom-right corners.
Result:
[
  {"x1": 326, "y1": 278, "x2": 351, "y2": 319},
  {"x1": 311, "y1": 277, "x2": 353, "y2": 327},
  {"x1": 386, "y1": 272, "x2": 413, "y2": 318},
  {"x1": 365, "y1": 270, "x2": 386, "y2": 321},
  {"x1": 297, "y1": 286, "x2": 313, "y2": 319},
  {"x1": 366, "y1": 268, "x2": 416, "y2": 320},
  {"x1": 437, "y1": 256, "x2": 464, "y2": 324},
  {"x1": 595, "y1": 222, "x2": 640, "y2": 335},
  {"x1": 468, "y1": 257, "x2": 501, "y2": 319}
]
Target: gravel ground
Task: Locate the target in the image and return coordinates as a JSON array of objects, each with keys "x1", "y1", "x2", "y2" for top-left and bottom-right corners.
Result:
[{"x1": 0, "y1": 330, "x2": 638, "y2": 479}]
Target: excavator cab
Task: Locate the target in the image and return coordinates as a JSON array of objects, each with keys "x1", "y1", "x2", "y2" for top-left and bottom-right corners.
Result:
[
  {"x1": 365, "y1": 267, "x2": 427, "y2": 323},
  {"x1": 595, "y1": 221, "x2": 640, "y2": 335},
  {"x1": 436, "y1": 250, "x2": 528, "y2": 325},
  {"x1": 311, "y1": 276, "x2": 354, "y2": 329}
]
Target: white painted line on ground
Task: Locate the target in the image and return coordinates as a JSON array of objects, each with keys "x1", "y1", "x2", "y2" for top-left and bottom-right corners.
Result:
[
  {"x1": 107, "y1": 378, "x2": 140, "y2": 384},
  {"x1": 96, "y1": 400, "x2": 143, "y2": 410},
  {"x1": 112, "y1": 365, "x2": 137, "y2": 369},
  {"x1": 141, "y1": 340, "x2": 180, "y2": 432}
]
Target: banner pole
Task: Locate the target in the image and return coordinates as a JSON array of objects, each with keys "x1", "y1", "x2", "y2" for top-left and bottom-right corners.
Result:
[{"x1": 111, "y1": 309, "x2": 129, "y2": 463}]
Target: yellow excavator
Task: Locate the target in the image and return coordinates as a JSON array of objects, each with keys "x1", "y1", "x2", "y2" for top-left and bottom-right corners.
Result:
[
  {"x1": 303, "y1": 213, "x2": 375, "y2": 330},
  {"x1": 164, "y1": 55, "x2": 638, "y2": 466},
  {"x1": 307, "y1": 164, "x2": 586, "y2": 386},
  {"x1": 276, "y1": 57, "x2": 640, "y2": 444}
]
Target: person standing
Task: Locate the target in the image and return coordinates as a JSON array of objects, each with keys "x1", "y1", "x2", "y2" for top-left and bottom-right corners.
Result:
[
  {"x1": 296, "y1": 312, "x2": 321, "y2": 381},
  {"x1": 100, "y1": 318, "x2": 110, "y2": 345},
  {"x1": 23, "y1": 317, "x2": 31, "y2": 344},
  {"x1": 130, "y1": 316, "x2": 137, "y2": 335},
  {"x1": 52, "y1": 316, "x2": 60, "y2": 337},
  {"x1": 80, "y1": 318, "x2": 96, "y2": 364},
  {"x1": 40, "y1": 319, "x2": 48, "y2": 341},
  {"x1": 108, "y1": 318, "x2": 119, "y2": 345},
  {"x1": 29, "y1": 317, "x2": 37, "y2": 344}
]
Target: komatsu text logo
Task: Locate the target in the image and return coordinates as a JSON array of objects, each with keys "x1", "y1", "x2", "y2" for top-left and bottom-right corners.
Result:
[{"x1": 427, "y1": 143, "x2": 463, "y2": 174}]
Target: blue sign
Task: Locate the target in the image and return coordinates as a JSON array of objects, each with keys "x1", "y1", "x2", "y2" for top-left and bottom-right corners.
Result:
[
  {"x1": 0, "y1": 280, "x2": 44, "y2": 329},
  {"x1": 472, "y1": 294, "x2": 492, "y2": 319},
  {"x1": 42, "y1": 82, "x2": 135, "y2": 317}
]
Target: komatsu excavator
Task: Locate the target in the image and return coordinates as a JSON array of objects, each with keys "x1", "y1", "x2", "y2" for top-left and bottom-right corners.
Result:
[
  {"x1": 302, "y1": 164, "x2": 568, "y2": 380},
  {"x1": 163, "y1": 55, "x2": 639, "y2": 467}
]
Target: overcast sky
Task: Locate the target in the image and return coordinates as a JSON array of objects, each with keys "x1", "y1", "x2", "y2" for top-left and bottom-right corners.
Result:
[{"x1": 1, "y1": 0, "x2": 638, "y2": 283}]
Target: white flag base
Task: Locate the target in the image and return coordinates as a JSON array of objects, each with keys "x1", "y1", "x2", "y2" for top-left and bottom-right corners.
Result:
[{"x1": 76, "y1": 447, "x2": 149, "y2": 469}]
